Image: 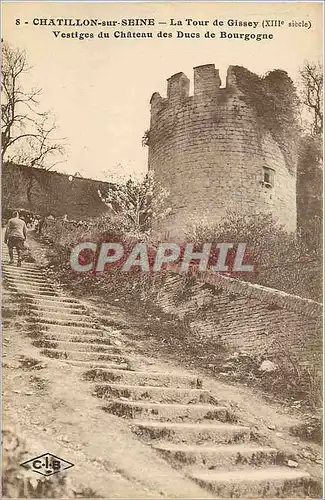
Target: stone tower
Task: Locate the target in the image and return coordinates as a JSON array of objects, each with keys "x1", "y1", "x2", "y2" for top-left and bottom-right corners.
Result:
[{"x1": 148, "y1": 64, "x2": 298, "y2": 237}]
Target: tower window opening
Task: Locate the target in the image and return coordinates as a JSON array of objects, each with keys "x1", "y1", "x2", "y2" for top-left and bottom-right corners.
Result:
[{"x1": 262, "y1": 167, "x2": 274, "y2": 188}]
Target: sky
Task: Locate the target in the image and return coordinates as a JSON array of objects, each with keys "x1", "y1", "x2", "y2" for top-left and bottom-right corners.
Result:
[{"x1": 2, "y1": 2, "x2": 323, "y2": 181}]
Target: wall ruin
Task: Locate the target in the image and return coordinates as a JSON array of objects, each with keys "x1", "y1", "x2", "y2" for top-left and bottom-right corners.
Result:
[
  {"x1": 155, "y1": 271, "x2": 322, "y2": 369},
  {"x1": 2, "y1": 163, "x2": 112, "y2": 220}
]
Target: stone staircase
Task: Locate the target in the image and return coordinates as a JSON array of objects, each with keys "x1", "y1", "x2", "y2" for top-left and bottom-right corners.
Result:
[{"x1": 2, "y1": 252, "x2": 317, "y2": 498}]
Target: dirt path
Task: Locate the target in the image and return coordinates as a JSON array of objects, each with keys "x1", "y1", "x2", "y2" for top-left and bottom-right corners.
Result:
[{"x1": 2, "y1": 234, "x2": 322, "y2": 498}]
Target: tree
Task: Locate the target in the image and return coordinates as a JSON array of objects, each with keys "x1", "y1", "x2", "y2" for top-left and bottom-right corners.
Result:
[
  {"x1": 299, "y1": 61, "x2": 323, "y2": 136},
  {"x1": 1, "y1": 42, "x2": 65, "y2": 169},
  {"x1": 98, "y1": 170, "x2": 171, "y2": 235}
]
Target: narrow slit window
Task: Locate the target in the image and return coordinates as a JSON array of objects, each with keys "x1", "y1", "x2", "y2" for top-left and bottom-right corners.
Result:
[{"x1": 262, "y1": 167, "x2": 274, "y2": 188}]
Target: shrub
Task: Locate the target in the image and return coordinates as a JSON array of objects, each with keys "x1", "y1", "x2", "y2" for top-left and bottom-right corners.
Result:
[
  {"x1": 40, "y1": 213, "x2": 165, "y2": 307},
  {"x1": 185, "y1": 212, "x2": 321, "y2": 301}
]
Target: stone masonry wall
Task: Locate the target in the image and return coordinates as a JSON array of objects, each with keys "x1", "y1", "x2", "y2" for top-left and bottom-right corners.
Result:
[
  {"x1": 154, "y1": 271, "x2": 322, "y2": 369},
  {"x1": 148, "y1": 64, "x2": 297, "y2": 237},
  {"x1": 2, "y1": 163, "x2": 112, "y2": 220}
]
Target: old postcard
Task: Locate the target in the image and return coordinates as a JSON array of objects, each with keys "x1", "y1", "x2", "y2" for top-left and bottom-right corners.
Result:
[{"x1": 1, "y1": 1, "x2": 323, "y2": 498}]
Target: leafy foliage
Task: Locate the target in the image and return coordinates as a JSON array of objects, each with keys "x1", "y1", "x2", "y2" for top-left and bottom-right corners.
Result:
[{"x1": 186, "y1": 212, "x2": 322, "y2": 301}]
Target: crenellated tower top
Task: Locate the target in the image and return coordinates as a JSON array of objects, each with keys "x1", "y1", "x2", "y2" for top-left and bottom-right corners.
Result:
[{"x1": 148, "y1": 63, "x2": 299, "y2": 236}]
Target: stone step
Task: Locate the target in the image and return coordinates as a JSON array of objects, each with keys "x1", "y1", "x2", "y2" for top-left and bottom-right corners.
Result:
[
  {"x1": 30, "y1": 305, "x2": 87, "y2": 317},
  {"x1": 30, "y1": 310, "x2": 91, "y2": 322},
  {"x1": 24, "y1": 296, "x2": 81, "y2": 306},
  {"x1": 32, "y1": 339, "x2": 120, "y2": 353},
  {"x1": 4, "y1": 290, "x2": 78, "y2": 303},
  {"x1": 188, "y1": 467, "x2": 311, "y2": 498},
  {"x1": 3, "y1": 268, "x2": 47, "y2": 277},
  {"x1": 5, "y1": 271, "x2": 44, "y2": 279},
  {"x1": 3, "y1": 267, "x2": 45, "y2": 277},
  {"x1": 3, "y1": 262, "x2": 42, "y2": 270},
  {"x1": 36, "y1": 324, "x2": 105, "y2": 335},
  {"x1": 27, "y1": 317, "x2": 96, "y2": 327},
  {"x1": 38, "y1": 332, "x2": 114, "y2": 345},
  {"x1": 3, "y1": 266, "x2": 41, "y2": 273},
  {"x1": 31, "y1": 306, "x2": 87, "y2": 316},
  {"x1": 5, "y1": 280, "x2": 59, "y2": 292},
  {"x1": 153, "y1": 443, "x2": 279, "y2": 469},
  {"x1": 93, "y1": 384, "x2": 211, "y2": 404},
  {"x1": 103, "y1": 400, "x2": 228, "y2": 423},
  {"x1": 82, "y1": 368, "x2": 202, "y2": 389},
  {"x1": 58, "y1": 359, "x2": 129, "y2": 370},
  {"x1": 40, "y1": 348, "x2": 129, "y2": 363},
  {"x1": 3, "y1": 274, "x2": 47, "y2": 283},
  {"x1": 5, "y1": 286, "x2": 61, "y2": 298},
  {"x1": 131, "y1": 421, "x2": 250, "y2": 445},
  {"x1": 5, "y1": 283, "x2": 59, "y2": 293},
  {"x1": 4, "y1": 275, "x2": 50, "y2": 285}
]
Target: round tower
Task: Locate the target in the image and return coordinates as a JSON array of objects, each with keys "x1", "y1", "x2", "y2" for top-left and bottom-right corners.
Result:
[{"x1": 148, "y1": 64, "x2": 298, "y2": 237}]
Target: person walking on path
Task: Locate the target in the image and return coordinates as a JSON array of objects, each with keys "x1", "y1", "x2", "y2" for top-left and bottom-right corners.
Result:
[{"x1": 4, "y1": 211, "x2": 27, "y2": 267}]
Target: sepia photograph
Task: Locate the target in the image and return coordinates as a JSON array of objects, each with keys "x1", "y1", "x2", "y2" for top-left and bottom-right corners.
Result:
[{"x1": 1, "y1": 1, "x2": 323, "y2": 498}]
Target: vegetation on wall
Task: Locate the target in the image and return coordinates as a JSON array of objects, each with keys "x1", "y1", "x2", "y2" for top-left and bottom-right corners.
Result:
[
  {"x1": 233, "y1": 66, "x2": 300, "y2": 175},
  {"x1": 297, "y1": 135, "x2": 323, "y2": 249},
  {"x1": 296, "y1": 61, "x2": 323, "y2": 248},
  {"x1": 186, "y1": 212, "x2": 322, "y2": 302}
]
